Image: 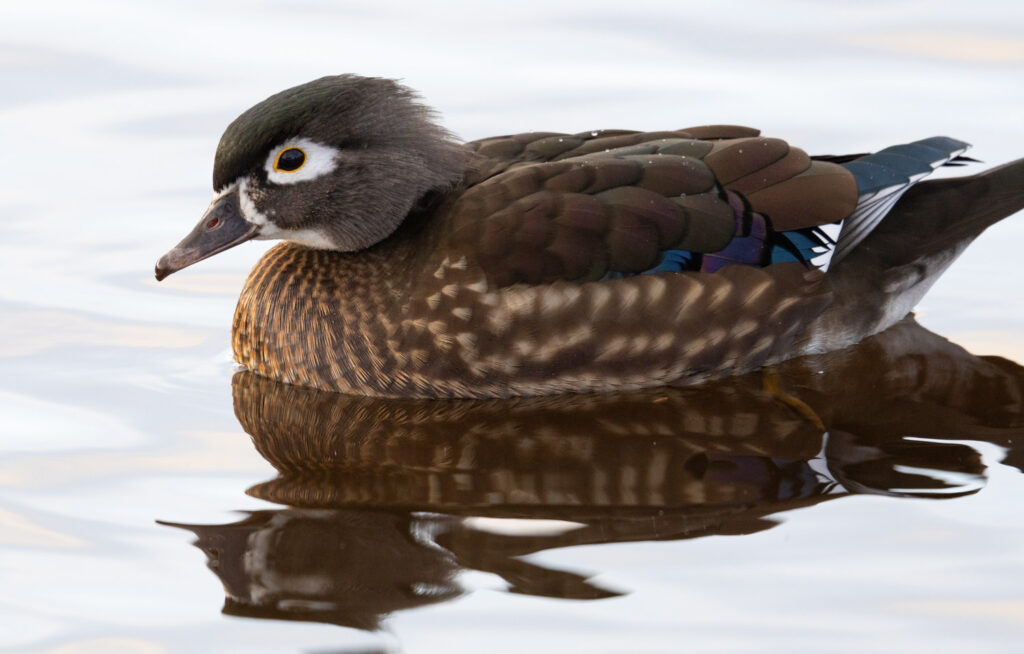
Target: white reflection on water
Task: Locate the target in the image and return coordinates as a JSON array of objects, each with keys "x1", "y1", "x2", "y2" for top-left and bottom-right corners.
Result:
[{"x1": 1, "y1": 0, "x2": 1023, "y2": 652}]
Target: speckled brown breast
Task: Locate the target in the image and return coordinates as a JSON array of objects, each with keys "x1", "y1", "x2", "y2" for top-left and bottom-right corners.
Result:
[{"x1": 232, "y1": 236, "x2": 831, "y2": 398}]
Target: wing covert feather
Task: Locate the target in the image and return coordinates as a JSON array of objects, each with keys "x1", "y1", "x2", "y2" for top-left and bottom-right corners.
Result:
[
  {"x1": 444, "y1": 155, "x2": 737, "y2": 286},
  {"x1": 453, "y1": 127, "x2": 859, "y2": 287}
]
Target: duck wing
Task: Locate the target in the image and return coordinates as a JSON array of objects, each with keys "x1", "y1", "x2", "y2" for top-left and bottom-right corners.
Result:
[
  {"x1": 447, "y1": 130, "x2": 857, "y2": 287},
  {"x1": 465, "y1": 125, "x2": 759, "y2": 177}
]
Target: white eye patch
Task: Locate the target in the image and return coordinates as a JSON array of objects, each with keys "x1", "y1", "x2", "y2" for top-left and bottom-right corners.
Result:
[{"x1": 263, "y1": 137, "x2": 340, "y2": 185}]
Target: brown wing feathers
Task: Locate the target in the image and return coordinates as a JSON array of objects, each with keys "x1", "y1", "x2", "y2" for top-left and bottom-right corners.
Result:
[
  {"x1": 704, "y1": 137, "x2": 858, "y2": 230},
  {"x1": 453, "y1": 128, "x2": 858, "y2": 287},
  {"x1": 465, "y1": 125, "x2": 759, "y2": 179},
  {"x1": 446, "y1": 155, "x2": 736, "y2": 286}
]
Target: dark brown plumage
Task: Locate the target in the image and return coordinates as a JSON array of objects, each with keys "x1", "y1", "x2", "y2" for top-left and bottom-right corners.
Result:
[{"x1": 155, "y1": 75, "x2": 1024, "y2": 398}]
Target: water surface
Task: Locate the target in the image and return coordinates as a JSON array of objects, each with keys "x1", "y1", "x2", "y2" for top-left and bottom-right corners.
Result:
[{"x1": 2, "y1": 2, "x2": 1024, "y2": 652}]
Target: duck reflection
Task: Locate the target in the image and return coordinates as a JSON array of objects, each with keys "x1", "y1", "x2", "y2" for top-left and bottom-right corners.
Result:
[{"x1": 164, "y1": 318, "x2": 1024, "y2": 630}]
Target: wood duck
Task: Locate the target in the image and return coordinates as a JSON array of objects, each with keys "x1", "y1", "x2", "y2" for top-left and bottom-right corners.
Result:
[{"x1": 155, "y1": 75, "x2": 1024, "y2": 398}]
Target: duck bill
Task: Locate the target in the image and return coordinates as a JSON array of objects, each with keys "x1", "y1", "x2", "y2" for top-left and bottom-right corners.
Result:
[{"x1": 155, "y1": 188, "x2": 258, "y2": 281}]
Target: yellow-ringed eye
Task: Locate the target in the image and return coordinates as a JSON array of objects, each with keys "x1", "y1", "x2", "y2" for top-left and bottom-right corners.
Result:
[{"x1": 274, "y1": 147, "x2": 306, "y2": 172}]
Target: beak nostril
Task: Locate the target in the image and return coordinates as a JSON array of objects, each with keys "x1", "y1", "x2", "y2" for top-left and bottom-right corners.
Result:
[{"x1": 206, "y1": 217, "x2": 221, "y2": 230}]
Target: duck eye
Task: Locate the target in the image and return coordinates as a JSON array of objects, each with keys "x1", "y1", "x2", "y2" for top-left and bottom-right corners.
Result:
[{"x1": 274, "y1": 147, "x2": 306, "y2": 172}]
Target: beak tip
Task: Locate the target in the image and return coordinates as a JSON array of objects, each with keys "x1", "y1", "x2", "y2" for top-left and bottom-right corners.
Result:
[{"x1": 155, "y1": 255, "x2": 173, "y2": 281}]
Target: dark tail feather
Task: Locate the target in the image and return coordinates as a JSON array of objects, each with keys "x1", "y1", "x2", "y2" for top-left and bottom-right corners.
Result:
[
  {"x1": 868, "y1": 156, "x2": 1024, "y2": 258},
  {"x1": 798, "y1": 157, "x2": 1024, "y2": 354}
]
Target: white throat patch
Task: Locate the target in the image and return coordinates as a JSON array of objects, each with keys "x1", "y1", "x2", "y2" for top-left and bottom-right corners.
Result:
[{"x1": 236, "y1": 178, "x2": 269, "y2": 227}]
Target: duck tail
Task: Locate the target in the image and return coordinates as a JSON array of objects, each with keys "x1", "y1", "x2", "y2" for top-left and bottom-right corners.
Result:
[
  {"x1": 830, "y1": 136, "x2": 972, "y2": 265},
  {"x1": 798, "y1": 156, "x2": 1024, "y2": 354},
  {"x1": 862, "y1": 155, "x2": 1024, "y2": 258}
]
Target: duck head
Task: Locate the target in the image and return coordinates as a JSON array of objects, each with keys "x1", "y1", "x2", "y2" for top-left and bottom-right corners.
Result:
[{"x1": 155, "y1": 75, "x2": 468, "y2": 280}]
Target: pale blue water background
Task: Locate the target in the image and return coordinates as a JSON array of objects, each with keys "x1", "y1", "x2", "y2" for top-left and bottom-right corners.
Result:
[{"x1": 2, "y1": 1, "x2": 1024, "y2": 652}]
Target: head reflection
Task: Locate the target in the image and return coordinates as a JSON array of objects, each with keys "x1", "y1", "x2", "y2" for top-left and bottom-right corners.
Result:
[{"x1": 163, "y1": 318, "x2": 1023, "y2": 631}]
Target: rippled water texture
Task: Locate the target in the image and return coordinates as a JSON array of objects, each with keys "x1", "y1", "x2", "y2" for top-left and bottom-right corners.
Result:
[{"x1": 2, "y1": 2, "x2": 1024, "y2": 652}]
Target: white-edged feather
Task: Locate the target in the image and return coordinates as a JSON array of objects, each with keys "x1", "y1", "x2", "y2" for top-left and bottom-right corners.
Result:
[
  {"x1": 828, "y1": 143, "x2": 971, "y2": 267},
  {"x1": 831, "y1": 185, "x2": 907, "y2": 264}
]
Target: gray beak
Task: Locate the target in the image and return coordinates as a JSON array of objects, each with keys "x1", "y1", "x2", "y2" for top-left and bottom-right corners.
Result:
[{"x1": 155, "y1": 187, "x2": 258, "y2": 281}]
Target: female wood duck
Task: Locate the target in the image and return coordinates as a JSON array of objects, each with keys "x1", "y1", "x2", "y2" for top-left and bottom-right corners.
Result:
[{"x1": 155, "y1": 75, "x2": 1024, "y2": 398}]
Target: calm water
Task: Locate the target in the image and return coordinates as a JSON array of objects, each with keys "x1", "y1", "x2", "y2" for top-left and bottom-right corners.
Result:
[{"x1": 2, "y1": 2, "x2": 1024, "y2": 652}]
